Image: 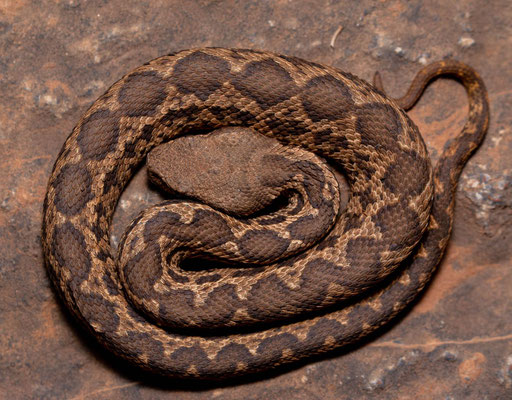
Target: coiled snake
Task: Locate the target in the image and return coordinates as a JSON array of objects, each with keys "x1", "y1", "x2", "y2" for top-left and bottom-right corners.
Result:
[{"x1": 42, "y1": 48, "x2": 489, "y2": 379}]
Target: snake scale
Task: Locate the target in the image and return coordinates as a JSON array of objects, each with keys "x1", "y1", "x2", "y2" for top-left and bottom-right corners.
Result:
[{"x1": 42, "y1": 48, "x2": 489, "y2": 379}]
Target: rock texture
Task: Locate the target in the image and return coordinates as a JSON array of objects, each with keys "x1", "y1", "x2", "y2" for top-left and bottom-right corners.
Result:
[{"x1": 0, "y1": 0, "x2": 511, "y2": 398}]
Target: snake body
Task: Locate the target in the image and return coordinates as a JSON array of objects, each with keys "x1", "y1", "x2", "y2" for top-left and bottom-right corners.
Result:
[{"x1": 42, "y1": 48, "x2": 489, "y2": 379}]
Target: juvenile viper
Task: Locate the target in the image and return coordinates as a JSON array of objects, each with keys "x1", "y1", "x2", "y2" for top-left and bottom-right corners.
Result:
[{"x1": 42, "y1": 48, "x2": 489, "y2": 379}]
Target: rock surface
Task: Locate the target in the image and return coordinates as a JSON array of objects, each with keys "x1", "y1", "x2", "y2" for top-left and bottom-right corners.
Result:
[{"x1": 1, "y1": 0, "x2": 511, "y2": 398}]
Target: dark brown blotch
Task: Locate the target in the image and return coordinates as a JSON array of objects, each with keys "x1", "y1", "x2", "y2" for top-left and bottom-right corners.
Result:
[
  {"x1": 53, "y1": 163, "x2": 93, "y2": 216},
  {"x1": 198, "y1": 284, "x2": 240, "y2": 326},
  {"x1": 345, "y1": 236, "x2": 381, "y2": 269},
  {"x1": 237, "y1": 230, "x2": 290, "y2": 262},
  {"x1": 372, "y1": 203, "x2": 422, "y2": 251},
  {"x1": 301, "y1": 75, "x2": 354, "y2": 122},
  {"x1": 122, "y1": 243, "x2": 163, "y2": 294},
  {"x1": 305, "y1": 318, "x2": 344, "y2": 343},
  {"x1": 102, "y1": 168, "x2": 119, "y2": 198},
  {"x1": 214, "y1": 343, "x2": 253, "y2": 375},
  {"x1": 91, "y1": 202, "x2": 107, "y2": 241},
  {"x1": 189, "y1": 209, "x2": 236, "y2": 248},
  {"x1": 143, "y1": 210, "x2": 181, "y2": 242},
  {"x1": 79, "y1": 293, "x2": 120, "y2": 333},
  {"x1": 404, "y1": 115, "x2": 421, "y2": 143},
  {"x1": 96, "y1": 249, "x2": 110, "y2": 262},
  {"x1": 114, "y1": 331, "x2": 164, "y2": 363},
  {"x1": 256, "y1": 333, "x2": 299, "y2": 357},
  {"x1": 356, "y1": 160, "x2": 377, "y2": 181},
  {"x1": 195, "y1": 273, "x2": 222, "y2": 285},
  {"x1": 118, "y1": 71, "x2": 167, "y2": 117},
  {"x1": 299, "y1": 258, "x2": 340, "y2": 293},
  {"x1": 232, "y1": 59, "x2": 296, "y2": 108},
  {"x1": 76, "y1": 109, "x2": 120, "y2": 161},
  {"x1": 141, "y1": 124, "x2": 154, "y2": 141},
  {"x1": 51, "y1": 222, "x2": 91, "y2": 291},
  {"x1": 172, "y1": 51, "x2": 230, "y2": 101},
  {"x1": 381, "y1": 148, "x2": 430, "y2": 196},
  {"x1": 158, "y1": 288, "x2": 196, "y2": 315},
  {"x1": 170, "y1": 345, "x2": 210, "y2": 375},
  {"x1": 287, "y1": 215, "x2": 322, "y2": 242},
  {"x1": 246, "y1": 274, "x2": 294, "y2": 320},
  {"x1": 143, "y1": 208, "x2": 236, "y2": 250},
  {"x1": 355, "y1": 102, "x2": 402, "y2": 149}
]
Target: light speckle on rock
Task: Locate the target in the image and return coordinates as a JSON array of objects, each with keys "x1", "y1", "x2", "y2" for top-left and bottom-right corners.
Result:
[
  {"x1": 42, "y1": 94, "x2": 58, "y2": 106},
  {"x1": 110, "y1": 234, "x2": 118, "y2": 247},
  {"x1": 366, "y1": 369, "x2": 385, "y2": 391},
  {"x1": 417, "y1": 53, "x2": 429, "y2": 65},
  {"x1": 461, "y1": 164, "x2": 512, "y2": 229},
  {"x1": 310, "y1": 39, "x2": 322, "y2": 48},
  {"x1": 119, "y1": 199, "x2": 131, "y2": 210},
  {"x1": 458, "y1": 36, "x2": 476, "y2": 48}
]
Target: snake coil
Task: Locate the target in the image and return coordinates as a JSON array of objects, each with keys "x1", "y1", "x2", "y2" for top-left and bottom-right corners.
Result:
[{"x1": 42, "y1": 48, "x2": 488, "y2": 379}]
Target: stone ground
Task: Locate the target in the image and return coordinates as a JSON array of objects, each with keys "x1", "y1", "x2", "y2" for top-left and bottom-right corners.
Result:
[{"x1": 1, "y1": 0, "x2": 511, "y2": 399}]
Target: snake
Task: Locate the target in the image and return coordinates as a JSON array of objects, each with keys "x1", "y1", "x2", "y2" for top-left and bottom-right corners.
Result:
[{"x1": 42, "y1": 48, "x2": 489, "y2": 379}]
